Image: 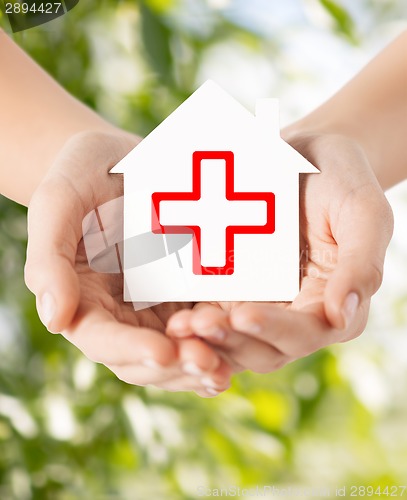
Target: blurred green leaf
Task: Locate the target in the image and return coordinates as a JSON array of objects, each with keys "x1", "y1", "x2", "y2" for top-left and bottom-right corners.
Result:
[
  {"x1": 319, "y1": 0, "x2": 358, "y2": 43},
  {"x1": 144, "y1": 0, "x2": 176, "y2": 14},
  {"x1": 140, "y1": 4, "x2": 174, "y2": 86},
  {"x1": 1, "y1": 1, "x2": 407, "y2": 498}
]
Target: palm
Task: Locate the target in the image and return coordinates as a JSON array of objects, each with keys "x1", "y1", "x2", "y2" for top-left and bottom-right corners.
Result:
[
  {"x1": 27, "y1": 132, "x2": 237, "y2": 396},
  {"x1": 291, "y1": 168, "x2": 369, "y2": 329},
  {"x1": 175, "y1": 134, "x2": 391, "y2": 373},
  {"x1": 213, "y1": 173, "x2": 338, "y2": 316},
  {"x1": 56, "y1": 132, "x2": 190, "y2": 335},
  {"x1": 66, "y1": 133, "x2": 364, "y2": 335},
  {"x1": 74, "y1": 242, "x2": 186, "y2": 333},
  {"x1": 27, "y1": 131, "x2": 391, "y2": 385}
]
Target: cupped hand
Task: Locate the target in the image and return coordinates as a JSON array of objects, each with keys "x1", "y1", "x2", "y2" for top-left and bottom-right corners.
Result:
[
  {"x1": 167, "y1": 133, "x2": 394, "y2": 375},
  {"x1": 24, "y1": 131, "x2": 232, "y2": 396}
]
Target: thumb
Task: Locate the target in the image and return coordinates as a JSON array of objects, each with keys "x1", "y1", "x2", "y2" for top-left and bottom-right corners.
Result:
[
  {"x1": 324, "y1": 190, "x2": 393, "y2": 330},
  {"x1": 24, "y1": 178, "x2": 82, "y2": 333}
]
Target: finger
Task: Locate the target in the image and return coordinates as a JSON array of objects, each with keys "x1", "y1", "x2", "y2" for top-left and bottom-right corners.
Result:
[
  {"x1": 111, "y1": 357, "x2": 232, "y2": 396},
  {"x1": 63, "y1": 302, "x2": 177, "y2": 367},
  {"x1": 178, "y1": 337, "x2": 223, "y2": 375},
  {"x1": 230, "y1": 302, "x2": 339, "y2": 358},
  {"x1": 325, "y1": 185, "x2": 393, "y2": 329},
  {"x1": 189, "y1": 305, "x2": 229, "y2": 343},
  {"x1": 167, "y1": 306, "x2": 244, "y2": 372},
  {"x1": 166, "y1": 309, "x2": 195, "y2": 338},
  {"x1": 158, "y1": 357, "x2": 233, "y2": 396},
  {"x1": 189, "y1": 305, "x2": 289, "y2": 373},
  {"x1": 166, "y1": 304, "x2": 233, "y2": 340},
  {"x1": 161, "y1": 364, "x2": 232, "y2": 397},
  {"x1": 108, "y1": 364, "x2": 188, "y2": 387},
  {"x1": 197, "y1": 357, "x2": 233, "y2": 393},
  {"x1": 25, "y1": 177, "x2": 83, "y2": 333},
  {"x1": 24, "y1": 132, "x2": 128, "y2": 334},
  {"x1": 108, "y1": 364, "x2": 177, "y2": 387},
  {"x1": 194, "y1": 389, "x2": 225, "y2": 398}
]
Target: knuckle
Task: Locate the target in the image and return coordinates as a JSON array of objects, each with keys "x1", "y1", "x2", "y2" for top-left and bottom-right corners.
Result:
[
  {"x1": 381, "y1": 195, "x2": 394, "y2": 235},
  {"x1": 23, "y1": 259, "x2": 37, "y2": 292},
  {"x1": 234, "y1": 307, "x2": 265, "y2": 330},
  {"x1": 371, "y1": 195, "x2": 394, "y2": 246},
  {"x1": 368, "y1": 261, "x2": 384, "y2": 293}
]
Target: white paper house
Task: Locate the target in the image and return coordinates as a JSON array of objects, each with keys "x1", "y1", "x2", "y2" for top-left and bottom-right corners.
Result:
[{"x1": 110, "y1": 81, "x2": 318, "y2": 303}]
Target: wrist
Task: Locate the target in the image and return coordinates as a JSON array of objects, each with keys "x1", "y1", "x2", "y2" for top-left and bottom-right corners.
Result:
[
  {"x1": 282, "y1": 120, "x2": 401, "y2": 191},
  {"x1": 283, "y1": 122, "x2": 386, "y2": 188},
  {"x1": 44, "y1": 126, "x2": 141, "y2": 179}
]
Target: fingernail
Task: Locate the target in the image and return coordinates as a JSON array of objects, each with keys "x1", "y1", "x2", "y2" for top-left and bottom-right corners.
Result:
[
  {"x1": 142, "y1": 358, "x2": 162, "y2": 369},
  {"x1": 38, "y1": 292, "x2": 56, "y2": 330},
  {"x1": 204, "y1": 328, "x2": 226, "y2": 342},
  {"x1": 342, "y1": 292, "x2": 359, "y2": 329},
  {"x1": 201, "y1": 376, "x2": 219, "y2": 388},
  {"x1": 182, "y1": 361, "x2": 204, "y2": 376}
]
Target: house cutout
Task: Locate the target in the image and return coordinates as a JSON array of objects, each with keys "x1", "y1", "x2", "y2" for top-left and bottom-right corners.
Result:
[{"x1": 110, "y1": 80, "x2": 319, "y2": 303}]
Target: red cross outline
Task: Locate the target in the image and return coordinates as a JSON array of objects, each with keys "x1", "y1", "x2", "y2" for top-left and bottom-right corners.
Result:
[{"x1": 151, "y1": 151, "x2": 275, "y2": 275}]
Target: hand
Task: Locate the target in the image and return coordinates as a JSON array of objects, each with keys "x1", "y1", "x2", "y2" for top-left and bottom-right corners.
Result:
[
  {"x1": 166, "y1": 133, "x2": 394, "y2": 376},
  {"x1": 24, "y1": 130, "x2": 232, "y2": 397}
]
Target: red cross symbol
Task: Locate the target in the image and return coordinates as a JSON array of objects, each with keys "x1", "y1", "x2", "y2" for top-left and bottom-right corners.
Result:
[{"x1": 152, "y1": 151, "x2": 275, "y2": 275}]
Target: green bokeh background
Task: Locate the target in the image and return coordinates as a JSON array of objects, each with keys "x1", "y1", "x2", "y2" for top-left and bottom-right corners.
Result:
[{"x1": 1, "y1": 1, "x2": 407, "y2": 499}]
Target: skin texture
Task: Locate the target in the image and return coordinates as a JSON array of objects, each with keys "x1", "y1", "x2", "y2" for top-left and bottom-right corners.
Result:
[
  {"x1": 284, "y1": 30, "x2": 407, "y2": 190},
  {"x1": 0, "y1": 31, "x2": 233, "y2": 396},
  {"x1": 0, "y1": 29, "x2": 116, "y2": 205},
  {"x1": 1, "y1": 30, "x2": 404, "y2": 395},
  {"x1": 166, "y1": 31, "x2": 407, "y2": 383},
  {"x1": 25, "y1": 132, "x2": 233, "y2": 397},
  {"x1": 166, "y1": 134, "x2": 393, "y2": 377}
]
